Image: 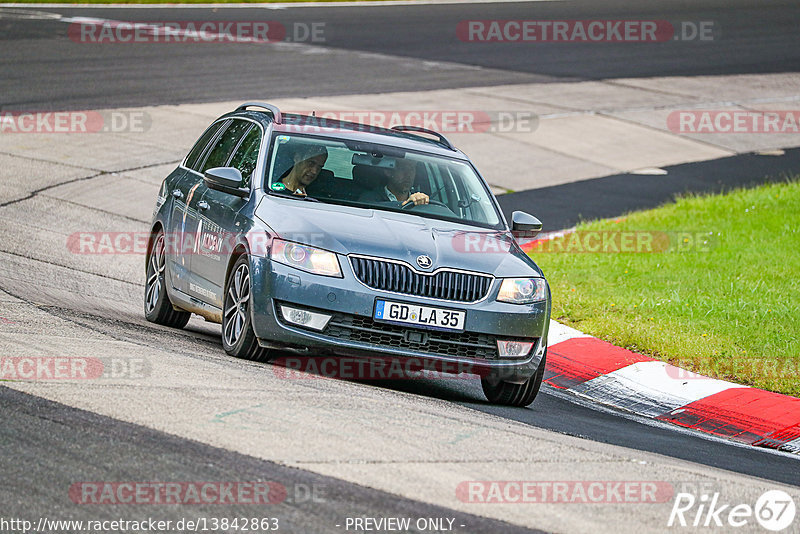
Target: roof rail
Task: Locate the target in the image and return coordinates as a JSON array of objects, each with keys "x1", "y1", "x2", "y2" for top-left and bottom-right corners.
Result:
[
  {"x1": 236, "y1": 102, "x2": 282, "y2": 124},
  {"x1": 390, "y1": 125, "x2": 455, "y2": 151}
]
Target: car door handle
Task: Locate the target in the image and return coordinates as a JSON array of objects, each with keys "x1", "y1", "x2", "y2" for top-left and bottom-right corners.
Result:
[
  {"x1": 198, "y1": 201, "x2": 209, "y2": 210},
  {"x1": 172, "y1": 189, "x2": 184, "y2": 199}
]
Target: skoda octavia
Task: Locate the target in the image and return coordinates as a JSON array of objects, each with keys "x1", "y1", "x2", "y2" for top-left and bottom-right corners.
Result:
[{"x1": 145, "y1": 102, "x2": 551, "y2": 406}]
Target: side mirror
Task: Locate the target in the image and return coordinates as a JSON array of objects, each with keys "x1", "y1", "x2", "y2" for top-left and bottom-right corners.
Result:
[
  {"x1": 511, "y1": 211, "x2": 542, "y2": 238},
  {"x1": 204, "y1": 167, "x2": 248, "y2": 198}
]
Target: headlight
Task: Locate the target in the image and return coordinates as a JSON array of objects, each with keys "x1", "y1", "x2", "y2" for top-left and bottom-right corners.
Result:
[
  {"x1": 270, "y1": 239, "x2": 342, "y2": 277},
  {"x1": 497, "y1": 278, "x2": 547, "y2": 304}
]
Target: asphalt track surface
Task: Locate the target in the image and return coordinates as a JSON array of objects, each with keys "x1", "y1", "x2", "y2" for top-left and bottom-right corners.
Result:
[
  {"x1": 0, "y1": 0, "x2": 798, "y2": 110},
  {"x1": 497, "y1": 147, "x2": 800, "y2": 231},
  {"x1": 1, "y1": 1, "x2": 800, "y2": 532},
  {"x1": 0, "y1": 387, "x2": 539, "y2": 534}
]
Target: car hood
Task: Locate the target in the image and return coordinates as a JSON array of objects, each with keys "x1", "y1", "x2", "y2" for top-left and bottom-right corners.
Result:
[{"x1": 256, "y1": 196, "x2": 543, "y2": 278}]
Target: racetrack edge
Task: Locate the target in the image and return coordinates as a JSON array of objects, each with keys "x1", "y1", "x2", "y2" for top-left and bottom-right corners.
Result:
[{"x1": 545, "y1": 320, "x2": 800, "y2": 456}]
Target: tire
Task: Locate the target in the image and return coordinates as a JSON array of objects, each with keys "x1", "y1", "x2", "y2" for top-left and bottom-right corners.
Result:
[
  {"x1": 222, "y1": 255, "x2": 271, "y2": 362},
  {"x1": 144, "y1": 230, "x2": 191, "y2": 329},
  {"x1": 481, "y1": 351, "x2": 547, "y2": 407}
]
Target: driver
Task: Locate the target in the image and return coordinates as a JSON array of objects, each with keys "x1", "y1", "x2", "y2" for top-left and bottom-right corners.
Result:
[
  {"x1": 279, "y1": 144, "x2": 328, "y2": 196},
  {"x1": 360, "y1": 159, "x2": 429, "y2": 206}
]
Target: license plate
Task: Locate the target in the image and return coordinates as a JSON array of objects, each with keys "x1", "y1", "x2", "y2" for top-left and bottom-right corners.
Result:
[{"x1": 374, "y1": 300, "x2": 466, "y2": 332}]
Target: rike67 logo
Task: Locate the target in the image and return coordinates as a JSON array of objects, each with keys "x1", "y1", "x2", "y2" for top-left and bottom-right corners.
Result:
[{"x1": 668, "y1": 489, "x2": 796, "y2": 531}]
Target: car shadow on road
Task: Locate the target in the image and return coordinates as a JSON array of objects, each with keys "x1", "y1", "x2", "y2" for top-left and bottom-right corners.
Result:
[{"x1": 267, "y1": 352, "x2": 488, "y2": 404}]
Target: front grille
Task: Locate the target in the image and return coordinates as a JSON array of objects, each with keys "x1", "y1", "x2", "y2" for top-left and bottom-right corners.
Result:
[
  {"x1": 324, "y1": 313, "x2": 535, "y2": 361},
  {"x1": 349, "y1": 256, "x2": 492, "y2": 303}
]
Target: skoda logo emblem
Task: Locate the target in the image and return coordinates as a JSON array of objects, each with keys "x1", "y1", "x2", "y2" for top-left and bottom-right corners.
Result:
[{"x1": 416, "y1": 255, "x2": 432, "y2": 269}]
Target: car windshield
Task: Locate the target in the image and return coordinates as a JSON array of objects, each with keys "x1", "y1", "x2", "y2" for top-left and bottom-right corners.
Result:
[{"x1": 264, "y1": 133, "x2": 503, "y2": 229}]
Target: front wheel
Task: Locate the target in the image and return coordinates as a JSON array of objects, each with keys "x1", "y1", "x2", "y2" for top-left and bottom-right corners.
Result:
[
  {"x1": 481, "y1": 351, "x2": 547, "y2": 407},
  {"x1": 222, "y1": 255, "x2": 271, "y2": 362},
  {"x1": 144, "y1": 231, "x2": 191, "y2": 329}
]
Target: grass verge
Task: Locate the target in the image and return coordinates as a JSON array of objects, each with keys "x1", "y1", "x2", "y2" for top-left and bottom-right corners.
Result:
[{"x1": 532, "y1": 178, "x2": 800, "y2": 397}]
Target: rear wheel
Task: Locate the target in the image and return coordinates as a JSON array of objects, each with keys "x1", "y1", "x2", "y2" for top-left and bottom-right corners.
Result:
[
  {"x1": 144, "y1": 231, "x2": 191, "y2": 329},
  {"x1": 481, "y1": 351, "x2": 547, "y2": 407},
  {"x1": 222, "y1": 255, "x2": 271, "y2": 362}
]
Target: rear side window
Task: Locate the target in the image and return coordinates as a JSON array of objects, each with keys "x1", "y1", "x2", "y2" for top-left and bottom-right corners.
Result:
[
  {"x1": 229, "y1": 126, "x2": 262, "y2": 187},
  {"x1": 200, "y1": 120, "x2": 253, "y2": 173},
  {"x1": 185, "y1": 120, "x2": 226, "y2": 171}
]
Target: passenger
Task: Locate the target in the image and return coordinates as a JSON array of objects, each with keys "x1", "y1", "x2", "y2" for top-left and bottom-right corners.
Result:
[
  {"x1": 278, "y1": 144, "x2": 328, "y2": 196},
  {"x1": 360, "y1": 158, "x2": 430, "y2": 206}
]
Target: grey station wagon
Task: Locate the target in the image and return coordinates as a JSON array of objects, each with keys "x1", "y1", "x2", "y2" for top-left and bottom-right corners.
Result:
[{"x1": 145, "y1": 102, "x2": 551, "y2": 406}]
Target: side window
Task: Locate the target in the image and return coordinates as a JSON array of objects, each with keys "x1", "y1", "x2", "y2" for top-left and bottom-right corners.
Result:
[
  {"x1": 200, "y1": 120, "x2": 252, "y2": 173},
  {"x1": 228, "y1": 126, "x2": 262, "y2": 187},
  {"x1": 185, "y1": 120, "x2": 226, "y2": 171}
]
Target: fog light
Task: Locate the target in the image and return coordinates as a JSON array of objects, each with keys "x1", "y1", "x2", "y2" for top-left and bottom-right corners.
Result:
[
  {"x1": 497, "y1": 340, "x2": 534, "y2": 358},
  {"x1": 280, "y1": 305, "x2": 332, "y2": 331}
]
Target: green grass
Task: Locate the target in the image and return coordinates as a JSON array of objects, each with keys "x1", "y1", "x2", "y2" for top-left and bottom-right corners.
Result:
[{"x1": 533, "y1": 179, "x2": 800, "y2": 397}]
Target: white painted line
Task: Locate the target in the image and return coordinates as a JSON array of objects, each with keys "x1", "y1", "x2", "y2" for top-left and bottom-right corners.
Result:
[
  {"x1": 6, "y1": 8, "x2": 487, "y2": 72},
  {"x1": 0, "y1": 0, "x2": 562, "y2": 9},
  {"x1": 536, "y1": 228, "x2": 576, "y2": 241},
  {"x1": 61, "y1": 15, "x2": 272, "y2": 43},
  {"x1": 630, "y1": 167, "x2": 668, "y2": 175},
  {"x1": 781, "y1": 437, "x2": 800, "y2": 454},
  {"x1": 570, "y1": 360, "x2": 746, "y2": 418},
  {"x1": 519, "y1": 228, "x2": 574, "y2": 252},
  {"x1": 0, "y1": 7, "x2": 62, "y2": 19},
  {"x1": 547, "y1": 319, "x2": 591, "y2": 347}
]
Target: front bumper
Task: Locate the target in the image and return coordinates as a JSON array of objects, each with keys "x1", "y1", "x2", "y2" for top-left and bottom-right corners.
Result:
[{"x1": 249, "y1": 255, "x2": 550, "y2": 381}]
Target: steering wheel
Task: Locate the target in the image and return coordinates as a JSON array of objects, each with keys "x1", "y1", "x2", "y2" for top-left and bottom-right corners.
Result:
[{"x1": 402, "y1": 199, "x2": 450, "y2": 210}]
